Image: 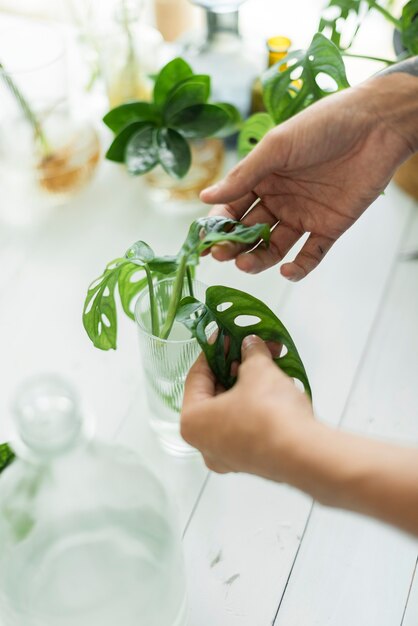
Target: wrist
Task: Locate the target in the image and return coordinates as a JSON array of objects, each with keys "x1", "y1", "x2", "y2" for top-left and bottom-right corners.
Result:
[{"x1": 359, "y1": 71, "x2": 418, "y2": 157}]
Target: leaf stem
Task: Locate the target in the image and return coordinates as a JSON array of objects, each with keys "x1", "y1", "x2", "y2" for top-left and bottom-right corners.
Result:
[
  {"x1": 365, "y1": 0, "x2": 401, "y2": 27},
  {"x1": 160, "y1": 255, "x2": 188, "y2": 339},
  {"x1": 342, "y1": 52, "x2": 396, "y2": 65},
  {"x1": 144, "y1": 264, "x2": 159, "y2": 336},
  {"x1": 0, "y1": 61, "x2": 51, "y2": 156},
  {"x1": 186, "y1": 266, "x2": 194, "y2": 297}
]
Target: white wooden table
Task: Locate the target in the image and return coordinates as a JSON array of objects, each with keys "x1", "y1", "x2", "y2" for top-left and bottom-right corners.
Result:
[
  {"x1": 0, "y1": 152, "x2": 417, "y2": 624},
  {"x1": 1, "y1": 3, "x2": 418, "y2": 624}
]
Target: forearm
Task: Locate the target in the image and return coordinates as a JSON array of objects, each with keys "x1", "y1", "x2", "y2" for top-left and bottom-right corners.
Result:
[
  {"x1": 359, "y1": 57, "x2": 418, "y2": 154},
  {"x1": 283, "y1": 422, "x2": 418, "y2": 536}
]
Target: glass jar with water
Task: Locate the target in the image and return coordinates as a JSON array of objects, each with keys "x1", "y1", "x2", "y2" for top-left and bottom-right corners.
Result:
[{"x1": 0, "y1": 376, "x2": 187, "y2": 626}]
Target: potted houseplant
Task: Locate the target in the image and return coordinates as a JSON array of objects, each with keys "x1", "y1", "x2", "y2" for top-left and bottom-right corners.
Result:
[
  {"x1": 83, "y1": 216, "x2": 311, "y2": 454},
  {"x1": 238, "y1": 0, "x2": 418, "y2": 198},
  {"x1": 103, "y1": 57, "x2": 241, "y2": 208}
]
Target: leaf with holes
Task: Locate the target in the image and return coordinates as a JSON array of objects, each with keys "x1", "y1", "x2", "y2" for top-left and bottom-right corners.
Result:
[
  {"x1": 118, "y1": 263, "x2": 149, "y2": 321},
  {"x1": 176, "y1": 286, "x2": 311, "y2": 397},
  {"x1": 181, "y1": 216, "x2": 271, "y2": 264},
  {"x1": 400, "y1": 0, "x2": 418, "y2": 55},
  {"x1": 262, "y1": 32, "x2": 350, "y2": 124},
  {"x1": 83, "y1": 258, "x2": 128, "y2": 350},
  {"x1": 238, "y1": 112, "x2": 275, "y2": 157},
  {"x1": 318, "y1": 0, "x2": 367, "y2": 49},
  {"x1": 0, "y1": 443, "x2": 15, "y2": 474}
]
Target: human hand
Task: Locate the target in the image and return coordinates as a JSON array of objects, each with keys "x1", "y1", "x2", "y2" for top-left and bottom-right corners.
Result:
[
  {"x1": 181, "y1": 335, "x2": 315, "y2": 478},
  {"x1": 201, "y1": 74, "x2": 414, "y2": 281}
]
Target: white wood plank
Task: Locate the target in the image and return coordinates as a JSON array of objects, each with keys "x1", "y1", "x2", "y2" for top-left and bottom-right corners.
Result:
[
  {"x1": 183, "y1": 185, "x2": 414, "y2": 625},
  {"x1": 403, "y1": 561, "x2": 418, "y2": 626},
  {"x1": 274, "y1": 202, "x2": 418, "y2": 626}
]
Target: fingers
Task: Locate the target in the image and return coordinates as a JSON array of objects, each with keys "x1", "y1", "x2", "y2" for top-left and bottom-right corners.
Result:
[
  {"x1": 241, "y1": 334, "x2": 274, "y2": 365},
  {"x1": 208, "y1": 191, "x2": 259, "y2": 221},
  {"x1": 280, "y1": 233, "x2": 335, "y2": 281},
  {"x1": 183, "y1": 352, "x2": 216, "y2": 408},
  {"x1": 211, "y1": 200, "x2": 277, "y2": 263},
  {"x1": 236, "y1": 221, "x2": 300, "y2": 274},
  {"x1": 200, "y1": 132, "x2": 278, "y2": 204}
]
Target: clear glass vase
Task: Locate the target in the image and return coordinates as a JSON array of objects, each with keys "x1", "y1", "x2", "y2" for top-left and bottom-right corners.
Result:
[
  {"x1": 0, "y1": 22, "x2": 100, "y2": 226},
  {"x1": 135, "y1": 278, "x2": 207, "y2": 456},
  {"x1": 0, "y1": 375, "x2": 188, "y2": 626}
]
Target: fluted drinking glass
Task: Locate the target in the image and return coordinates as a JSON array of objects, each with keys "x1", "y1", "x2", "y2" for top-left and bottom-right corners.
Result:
[{"x1": 135, "y1": 278, "x2": 207, "y2": 456}]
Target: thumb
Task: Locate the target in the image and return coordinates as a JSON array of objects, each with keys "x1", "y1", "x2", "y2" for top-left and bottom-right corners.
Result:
[
  {"x1": 241, "y1": 334, "x2": 273, "y2": 363},
  {"x1": 200, "y1": 132, "x2": 278, "y2": 204}
]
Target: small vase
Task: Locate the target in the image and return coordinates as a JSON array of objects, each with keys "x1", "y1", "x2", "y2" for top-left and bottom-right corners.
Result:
[
  {"x1": 0, "y1": 22, "x2": 100, "y2": 226},
  {"x1": 393, "y1": 153, "x2": 418, "y2": 200},
  {"x1": 135, "y1": 277, "x2": 207, "y2": 456},
  {"x1": 143, "y1": 138, "x2": 224, "y2": 212}
]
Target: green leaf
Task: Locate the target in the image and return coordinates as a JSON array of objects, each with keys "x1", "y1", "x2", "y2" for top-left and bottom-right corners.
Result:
[
  {"x1": 106, "y1": 122, "x2": 154, "y2": 163},
  {"x1": 83, "y1": 258, "x2": 127, "y2": 350},
  {"x1": 400, "y1": 0, "x2": 418, "y2": 55},
  {"x1": 148, "y1": 256, "x2": 180, "y2": 275},
  {"x1": 126, "y1": 241, "x2": 155, "y2": 264},
  {"x1": 213, "y1": 102, "x2": 243, "y2": 138},
  {"x1": 181, "y1": 216, "x2": 271, "y2": 264},
  {"x1": 103, "y1": 102, "x2": 159, "y2": 133},
  {"x1": 164, "y1": 75, "x2": 211, "y2": 121},
  {"x1": 125, "y1": 126, "x2": 158, "y2": 175},
  {"x1": 0, "y1": 443, "x2": 15, "y2": 474},
  {"x1": 153, "y1": 57, "x2": 193, "y2": 109},
  {"x1": 238, "y1": 112, "x2": 275, "y2": 157},
  {"x1": 262, "y1": 32, "x2": 350, "y2": 124},
  {"x1": 176, "y1": 286, "x2": 311, "y2": 397},
  {"x1": 118, "y1": 262, "x2": 148, "y2": 321},
  {"x1": 318, "y1": 0, "x2": 366, "y2": 50},
  {"x1": 156, "y1": 128, "x2": 191, "y2": 178},
  {"x1": 168, "y1": 103, "x2": 229, "y2": 138}
]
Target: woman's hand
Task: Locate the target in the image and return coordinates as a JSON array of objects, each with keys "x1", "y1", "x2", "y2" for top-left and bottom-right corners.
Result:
[
  {"x1": 201, "y1": 73, "x2": 417, "y2": 281},
  {"x1": 181, "y1": 335, "x2": 315, "y2": 479}
]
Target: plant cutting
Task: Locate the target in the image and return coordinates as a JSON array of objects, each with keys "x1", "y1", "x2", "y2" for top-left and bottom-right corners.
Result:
[
  {"x1": 0, "y1": 61, "x2": 100, "y2": 197},
  {"x1": 238, "y1": 0, "x2": 418, "y2": 158},
  {"x1": 83, "y1": 216, "x2": 311, "y2": 397},
  {"x1": 103, "y1": 57, "x2": 241, "y2": 180}
]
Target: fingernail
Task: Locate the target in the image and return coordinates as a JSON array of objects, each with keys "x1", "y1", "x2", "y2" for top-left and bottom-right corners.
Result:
[{"x1": 242, "y1": 334, "x2": 259, "y2": 349}]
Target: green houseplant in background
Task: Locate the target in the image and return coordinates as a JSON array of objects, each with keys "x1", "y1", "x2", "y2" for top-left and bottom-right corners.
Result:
[
  {"x1": 238, "y1": 0, "x2": 418, "y2": 172},
  {"x1": 103, "y1": 57, "x2": 241, "y2": 203}
]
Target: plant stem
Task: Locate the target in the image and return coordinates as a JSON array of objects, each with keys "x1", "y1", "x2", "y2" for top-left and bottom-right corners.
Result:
[
  {"x1": 365, "y1": 0, "x2": 401, "y2": 27},
  {"x1": 186, "y1": 266, "x2": 194, "y2": 297},
  {"x1": 160, "y1": 255, "x2": 188, "y2": 339},
  {"x1": 144, "y1": 265, "x2": 159, "y2": 336},
  {"x1": 0, "y1": 61, "x2": 51, "y2": 156},
  {"x1": 342, "y1": 52, "x2": 396, "y2": 65}
]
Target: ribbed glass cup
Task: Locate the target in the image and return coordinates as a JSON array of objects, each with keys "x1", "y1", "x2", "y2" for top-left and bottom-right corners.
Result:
[{"x1": 135, "y1": 278, "x2": 206, "y2": 456}]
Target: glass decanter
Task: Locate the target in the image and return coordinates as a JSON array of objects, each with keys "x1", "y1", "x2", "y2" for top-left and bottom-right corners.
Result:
[
  {"x1": 0, "y1": 375, "x2": 187, "y2": 626},
  {"x1": 181, "y1": 0, "x2": 261, "y2": 116}
]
